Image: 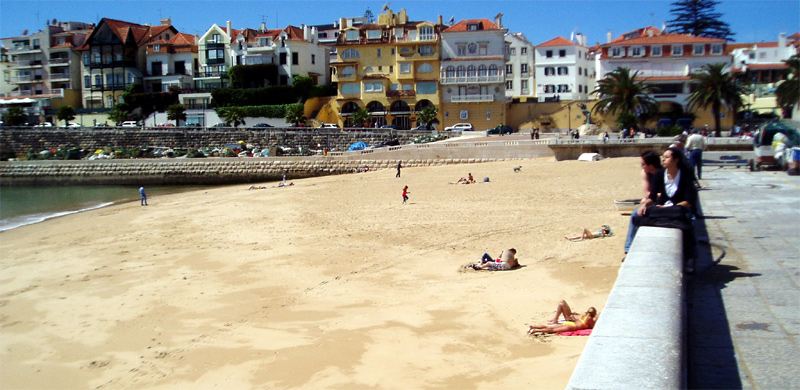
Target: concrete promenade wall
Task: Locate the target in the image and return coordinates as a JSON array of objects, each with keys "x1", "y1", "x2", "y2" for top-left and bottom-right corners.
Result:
[{"x1": 548, "y1": 137, "x2": 752, "y2": 161}]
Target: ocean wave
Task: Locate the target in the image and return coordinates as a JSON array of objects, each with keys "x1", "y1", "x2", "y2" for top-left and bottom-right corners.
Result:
[{"x1": 0, "y1": 202, "x2": 115, "y2": 232}]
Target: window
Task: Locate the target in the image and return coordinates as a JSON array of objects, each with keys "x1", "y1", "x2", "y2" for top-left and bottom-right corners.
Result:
[
  {"x1": 341, "y1": 82, "x2": 360, "y2": 95},
  {"x1": 544, "y1": 67, "x2": 555, "y2": 76},
  {"x1": 460, "y1": 110, "x2": 469, "y2": 120},
  {"x1": 364, "y1": 81, "x2": 383, "y2": 92},
  {"x1": 418, "y1": 45, "x2": 434, "y2": 56},
  {"x1": 341, "y1": 48, "x2": 359, "y2": 59},
  {"x1": 468, "y1": 43, "x2": 478, "y2": 55},
  {"x1": 292, "y1": 52, "x2": 299, "y2": 65},
  {"x1": 400, "y1": 62, "x2": 411, "y2": 73},
  {"x1": 311, "y1": 54, "x2": 316, "y2": 64},
  {"x1": 671, "y1": 45, "x2": 683, "y2": 56},
  {"x1": 419, "y1": 25, "x2": 434, "y2": 41},
  {"x1": 467, "y1": 24, "x2": 479, "y2": 31},
  {"x1": 578, "y1": 67, "x2": 582, "y2": 76},
  {"x1": 175, "y1": 61, "x2": 186, "y2": 75},
  {"x1": 557, "y1": 84, "x2": 570, "y2": 92},
  {"x1": 417, "y1": 63, "x2": 432, "y2": 73},
  {"x1": 457, "y1": 44, "x2": 466, "y2": 56},
  {"x1": 693, "y1": 44, "x2": 704, "y2": 55},
  {"x1": 506, "y1": 80, "x2": 513, "y2": 89},
  {"x1": 478, "y1": 43, "x2": 488, "y2": 56},
  {"x1": 280, "y1": 53, "x2": 287, "y2": 65},
  {"x1": 748, "y1": 52, "x2": 756, "y2": 60},
  {"x1": 521, "y1": 63, "x2": 528, "y2": 73},
  {"x1": 521, "y1": 47, "x2": 527, "y2": 55},
  {"x1": 151, "y1": 61, "x2": 162, "y2": 76},
  {"x1": 546, "y1": 50, "x2": 553, "y2": 58},
  {"x1": 402, "y1": 84, "x2": 413, "y2": 91},
  {"x1": 558, "y1": 67, "x2": 568, "y2": 75},
  {"x1": 506, "y1": 64, "x2": 513, "y2": 74},
  {"x1": 521, "y1": 80, "x2": 528, "y2": 91},
  {"x1": 759, "y1": 52, "x2": 766, "y2": 59},
  {"x1": 94, "y1": 74, "x2": 102, "y2": 87},
  {"x1": 651, "y1": 45, "x2": 662, "y2": 56},
  {"x1": 346, "y1": 30, "x2": 359, "y2": 41},
  {"x1": 456, "y1": 65, "x2": 466, "y2": 77},
  {"x1": 367, "y1": 30, "x2": 381, "y2": 40},
  {"x1": 466, "y1": 65, "x2": 476, "y2": 77},
  {"x1": 446, "y1": 66, "x2": 455, "y2": 77},
  {"x1": 559, "y1": 49, "x2": 566, "y2": 57},
  {"x1": 478, "y1": 64, "x2": 487, "y2": 76},
  {"x1": 341, "y1": 66, "x2": 355, "y2": 77},
  {"x1": 510, "y1": 47, "x2": 516, "y2": 55},
  {"x1": 544, "y1": 84, "x2": 555, "y2": 93},
  {"x1": 212, "y1": 33, "x2": 220, "y2": 43},
  {"x1": 84, "y1": 75, "x2": 90, "y2": 88},
  {"x1": 82, "y1": 53, "x2": 89, "y2": 65},
  {"x1": 488, "y1": 64, "x2": 498, "y2": 76},
  {"x1": 153, "y1": 44, "x2": 160, "y2": 52},
  {"x1": 631, "y1": 46, "x2": 643, "y2": 57},
  {"x1": 710, "y1": 44, "x2": 722, "y2": 55},
  {"x1": 416, "y1": 81, "x2": 436, "y2": 94},
  {"x1": 578, "y1": 51, "x2": 581, "y2": 58},
  {"x1": 611, "y1": 47, "x2": 623, "y2": 57},
  {"x1": 394, "y1": 28, "x2": 404, "y2": 39}
]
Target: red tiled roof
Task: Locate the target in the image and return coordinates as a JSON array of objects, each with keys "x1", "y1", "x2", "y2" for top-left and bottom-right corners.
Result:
[
  {"x1": 537, "y1": 36, "x2": 575, "y2": 47},
  {"x1": 602, "y1": 33, "x2": 725, "y2": 47},
  {"x1": 746, "y1": 63, "x2": 789, "y2": 70},
  {"x1": 77, "y1": 18, "x2": 180, "y2": 50},
  {"x1": 609, "y1": 26, "x2": 663, "y2": 43},
  {"x1": 444, "y1": 19, "x2": 501, "y2": 33},
  {"x1": 788, "y1": 32, "x2": 800, "y2": 40}
]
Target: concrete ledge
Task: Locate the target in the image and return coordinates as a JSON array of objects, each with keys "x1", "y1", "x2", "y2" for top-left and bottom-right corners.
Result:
[{"x1": 567, "y1": 227, "x2": 684, "y2": 389}]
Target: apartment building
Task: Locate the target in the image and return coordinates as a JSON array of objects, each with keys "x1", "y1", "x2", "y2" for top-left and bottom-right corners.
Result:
[
  {"x1": 728, "y1": 33, "x2": 798, "y2": 114},
  {"x1": 504, "y1": 32, "x2": 535, "y2": 100},
  {"x1": 534, "y1": 34, "x2": 594, "y2": 102},
  {"x1": 143, "y1": 24, "x2": 197, "y2": 93},
  {"x1": 231, "y1": 23, "x2": 329, "y2": 86},
  {"x1": 195, "y1": 21, "x2": 235, "y2": 92},
  {"x1": 331, "y1": 7, "x2": 444, "y2": 129},
  {"x1": 439, "y1": 17, "x2": 508, "y2": 130},
  {"x1": 596, "y1": 27, "x2": 729, "y2": 110}
]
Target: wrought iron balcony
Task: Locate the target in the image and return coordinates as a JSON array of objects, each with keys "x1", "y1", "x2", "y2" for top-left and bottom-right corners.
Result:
[
  {"x1": 450, "y1": 94, "x2": 494, "y2": 103},
  {"x1": 440, "y1": 74, "x2": 504, "y2": 85}
]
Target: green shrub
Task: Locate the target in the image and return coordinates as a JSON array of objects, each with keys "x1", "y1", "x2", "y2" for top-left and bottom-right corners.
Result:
[
  {"x1": 657, "y1": 125, "x2": 684, "y2": 137},
  {"x1": 214, "y1": 104, "x2": 303, "y2": 119}
]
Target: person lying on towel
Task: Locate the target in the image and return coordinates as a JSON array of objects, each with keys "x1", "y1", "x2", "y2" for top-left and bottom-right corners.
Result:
[{"x1": 527, "y1": 300, "x2": 598, "y2": 334}]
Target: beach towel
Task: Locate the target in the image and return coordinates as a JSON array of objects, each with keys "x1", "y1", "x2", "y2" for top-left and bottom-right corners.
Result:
[{"x1": 558, "y1": 329, "x2": 592, "y2": 336}]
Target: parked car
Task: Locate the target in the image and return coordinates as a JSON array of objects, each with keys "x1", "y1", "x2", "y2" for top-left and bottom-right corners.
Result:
[
  {"x1": 412, "y1": 124, "x2": 432, "y2": 130},
  {"x1": 444, "y1": 123, "x2": 473, "y2": 131},
  {"x1": 34, "y1": 122, "x2": 53, "y2": 127},
  {"x1": 120, "y1": 121, "x2": 138, "y2": 128},
  {"x1": 210, "y1": 123, "x2": 229, "y2": 128},
  {"x1": 253, "y1": 123, "x2": 273, "y2": 128},
  {"x1": 319, "y1": 123, "x2": 340, "y2": 129},
  {"x1": 487, "y1": 125, "x2": 514, "y2": 135}
]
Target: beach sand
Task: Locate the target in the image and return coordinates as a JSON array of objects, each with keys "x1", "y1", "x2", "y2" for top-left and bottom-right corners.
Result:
[{"x1": 0, "y1": 157, "x2": 640, "y2": 389}]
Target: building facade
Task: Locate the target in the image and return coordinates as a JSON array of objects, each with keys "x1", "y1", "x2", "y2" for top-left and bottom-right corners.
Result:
[
  {"x1": 729, "y1": 33, "x2": 798, "y2": 114},
  {"x1": 535, "y1": 34, "x2": 594, "y2": 102},
  {"x1": 504, "y1": 32, "x2": 535, "y2": 100},
  {"x1": 439, "y1": 18, "x2": 508, "y2": 130},
  {"x1": 331, "y1": 8, "x2": 444, "y2": 129},
  {"x1": 195, "y1": 21, "x2": 235, "y2": 92},
  {"x1": 143, "y1": 26, "x2": 197, "y2": 93}
]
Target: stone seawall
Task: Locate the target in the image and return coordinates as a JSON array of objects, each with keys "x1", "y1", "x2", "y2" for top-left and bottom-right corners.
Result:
[
  {"x1": 0, "y1": 157, "x2": 506, "y2": 186},
  {"x1": 0, "y1": 128, "x2": 453, "y2": 158}
]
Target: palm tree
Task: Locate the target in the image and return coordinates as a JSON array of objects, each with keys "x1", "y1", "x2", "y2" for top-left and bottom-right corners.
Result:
[
  {"x1": 592, "y1": 67, "x2": 657, "y2": 130},
  {"x1": 687, "y1": 63, "x2": 744, "y2": 136},
  {"x1": 776, "y1": 54, "x2": 799, "y2": 117}
]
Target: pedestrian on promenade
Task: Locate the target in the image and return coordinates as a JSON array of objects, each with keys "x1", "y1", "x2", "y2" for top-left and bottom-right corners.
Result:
[
  {"x1": 402, "y1": 185, "x2": 410, "y2": 204},
  {"x1": 686, "y1": 128, "x2": 706, "y2": 184},
  {"x1": 139, "y1": 186, "x2": 148, "y2": 206},
  {"x1": 396, "y1": 160, "x2": 402, "y2": 178}
]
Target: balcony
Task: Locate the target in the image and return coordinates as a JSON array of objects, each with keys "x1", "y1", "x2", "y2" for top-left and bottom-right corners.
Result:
[
  {"x1": 450, "y1": 94, "x2": 494, "y2": 103},
  {"x1": 89, "y1": 83, "x2": 129, "y2": 91},
  {"x1": 12, "y1": 75, "x2": 45, "y2": 84},
  {"x1": 386, "y1": 90, "x2": 416, "y2": 98},
  {"x1": 88, "y1": 60, "x2": 137, "y2": 69},
  {"x1": 10, "y1": 45, "x2": 41, "y2": 54},
  {"x1": 15, "y1": 60, "x2": 44, "y2": 68},
  {"x1": 440, "y1": 74, "x2": 504, "y2": 85},
  {"x1": 195, "y1": 71, "x2": 227, "y2": 78},
  {"x1": 50, "y1": 72, "x2": 71, "y2": 81},
  {"x1": 49, "y1": 58, "x2": 70, "y2": 66}
]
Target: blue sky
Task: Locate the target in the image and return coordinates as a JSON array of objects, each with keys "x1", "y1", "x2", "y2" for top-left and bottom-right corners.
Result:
[{"x1": 1, "y1": 0, "x2": 798, "y2": 45}]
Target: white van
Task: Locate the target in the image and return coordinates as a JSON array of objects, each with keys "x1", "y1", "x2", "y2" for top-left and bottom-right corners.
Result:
[{"x1": 120, "y1": 121, "x2": 138, "y2": 128}]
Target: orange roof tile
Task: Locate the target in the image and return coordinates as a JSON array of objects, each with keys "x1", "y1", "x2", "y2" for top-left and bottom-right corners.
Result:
[
  {"x1": 537, "y1": 36, "x2": 576, "y2": 47},
  {"x1": 746, "y1": 63, "x2": 789, "y2": 70},
  {"x1": 443, "y1": 19, "x2": 501, "y2": 33},
  {"x1": 602, "y1": 33, "x2": 724, "y2": 47}
]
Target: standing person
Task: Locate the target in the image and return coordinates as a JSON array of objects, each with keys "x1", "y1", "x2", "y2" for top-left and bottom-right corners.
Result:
[
  {"x1": 402, "y1": 185, "x2": 410, "y2": 204},
  {"x1": 396, "y1": 160, "x2": 402, "y2": 178},
  {"x1": 603, "y1": 131, "x2": 610, "y2": 143},
  {"x1": 686, "y1": 128, "x2": 706, "y2": 183},
  {"x1": 138, "y1": 186, "x2": 148, "y2": 206}
]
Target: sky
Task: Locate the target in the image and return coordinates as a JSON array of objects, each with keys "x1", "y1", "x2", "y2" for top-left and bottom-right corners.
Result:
[{"x1": 1, "y1": 0, "x2": 798, "y2": 46}]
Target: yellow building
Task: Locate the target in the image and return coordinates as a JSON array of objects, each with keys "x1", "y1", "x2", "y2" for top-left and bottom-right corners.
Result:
[{"x1": 331, "y1": 8, "x2": 445, "y2": 129}]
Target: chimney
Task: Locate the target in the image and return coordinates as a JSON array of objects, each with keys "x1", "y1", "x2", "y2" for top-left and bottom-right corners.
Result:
[
  {"x1": 494, "y1": 12, "x2": 503, "y2": 28},
  {"x1": 606, "y1": 31, "x2": 612, "y2": 43},
  {"x1": 339, "y1": 18, "x2": 348, "y2": 30},
  {"x1": 647, "y1": 29, "x2": 654, "y2": 37},
  {"x1": 160, "y1": 18, "x2": 171, "y2": 26},
  {"x1": 226, "y1": 20, "x2": 232, "y2": 35},
  {"x1": 259, "y1": 22, "x2": 266, "y2": 32},
  {"x1": 438, "y1": 15, "x2": 443, "y2": 26},
  {"x1": 778, "y1": 33, "x2": 786, "y2": 48}
]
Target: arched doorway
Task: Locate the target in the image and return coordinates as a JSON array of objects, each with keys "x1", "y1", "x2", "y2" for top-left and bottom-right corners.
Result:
[
  {"x1": 390, "y1": 100, "x2": 411, "y2": 130},
  {"x1": 340, "y1": 101, "x2": 360, "y2": 127},
  {"x1": 366, "y1": 101, "x2": 386, "y2": 127},
  {"x1": 414, "y1": 100, "x2": 436, "y2": 129}
]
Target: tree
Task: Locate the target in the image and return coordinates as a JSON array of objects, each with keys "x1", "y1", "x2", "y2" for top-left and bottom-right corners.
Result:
[
  {"x1": 776, "y1": 54, "x2": 800, "y2": 117},
  {"x1": 666, "y1": 0, "x2": 734, "y2": 40},
  {"x1": 166, "y1": 104, "x2": 187, "y2": 126},
  {"x1": 284, "y1": 104, "x2": 306, "y2": 126},
  {"x1": 351, "y1": 107, "x2": 369, "y2": 128},
  {"x1": 592, "y1": 67, "x2": 657, "y2": 129},
  {"x1": 291, "y1": 75, "x2": 314, "y2": 101},
  {"x1": 217, "y1": 107, "x2": 246, "y2": 128},
  {"x1": 3, "y1": 106, "x2": 27, "y2": 126},
  {"x1": 687, "y1": 63, "x2": 744, "y2": 136},
  {"x1": 108, "y1": 103, "x2": 131, "y2": 124},
  {"x1": 56, "y1": 105, "x2": 76, "y2": 126},
  {"x1": 416, "y1": 106, "x2": 438, "y2": 129}
]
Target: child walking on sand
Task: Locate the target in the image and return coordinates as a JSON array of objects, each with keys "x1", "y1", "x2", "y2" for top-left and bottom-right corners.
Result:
[{"x1": 402, "y1": 185, "x2": 410, "y2": 204}]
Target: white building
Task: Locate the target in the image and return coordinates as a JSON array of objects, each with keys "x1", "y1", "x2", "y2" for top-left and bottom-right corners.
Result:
[
  {"x1": 535, "y1": 34, "x2": 594, "y2": 102},
  {"x1": 504, "y1": 32, "x2": 535, "y2": 100},
  {"x1": 195, "y1": 21, "x2": 235, "y2": 92},
  {"x1": 143, "y1": 30, "x2": 197, "y2": 93}
]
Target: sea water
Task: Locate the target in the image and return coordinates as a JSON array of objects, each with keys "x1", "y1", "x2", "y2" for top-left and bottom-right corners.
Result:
[{"x1": 0, "y1": 185, "x2": 209, "y2": 232}]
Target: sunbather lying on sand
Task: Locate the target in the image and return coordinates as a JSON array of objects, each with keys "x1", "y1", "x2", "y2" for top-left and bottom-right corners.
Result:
[
  {"x1": 466, "y1": 248, "x2": 519, "y2": 271},
  {"x1": 454, "y1": 173, "x2": 476, "y2": 184},
  {"x1": 564, "y1": 225, "x2": 612, "y2": 241},
  {"x1": 528, "y1": 300, "x2": 598, "y2": 334}
]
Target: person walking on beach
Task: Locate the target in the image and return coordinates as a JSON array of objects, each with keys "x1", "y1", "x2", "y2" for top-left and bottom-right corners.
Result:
[
  {"x1": 402, "y1": 185, "x2": 410, "y2": 204},
  {"x1": 138, "y1": 186, "x2": 148, "y2": 206},
  {"x1": 685, "y1": 128, "x2": 706, "y2": 184},
  {"x1": 396, "y1": 161, "x2": 402, "y2": 178}
]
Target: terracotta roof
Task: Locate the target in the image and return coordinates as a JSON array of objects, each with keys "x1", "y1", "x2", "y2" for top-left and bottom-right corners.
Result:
[
  {"x1": 788, "y1": 32, "x2": 800, "y2": 40},
  {"x1": 746, "y1": 63, "x2": 789, "y2": 70},
  {"x1": 283, "y1": 25, "x2": 305, "y2": 40},
  {"x1": 602, "y1": 33, "x2": 725, "y2": 47},
  {"x1": 537, "y1": 36, "x2": 576, "y2": 47},
  {"x1": 444, "y1": 19, "x2": 501, "y2": 33},
  {"x1": 77, "y1": 18, "x2": 180, "y2": 50},
  {"x1": 609, "y1": 26, "x2": 663, "y2": 43}
]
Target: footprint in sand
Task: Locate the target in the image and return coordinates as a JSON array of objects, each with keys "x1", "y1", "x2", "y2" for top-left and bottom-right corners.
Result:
[{"x1": 87, "y1": 360, "x2": 110, "y2": 368}]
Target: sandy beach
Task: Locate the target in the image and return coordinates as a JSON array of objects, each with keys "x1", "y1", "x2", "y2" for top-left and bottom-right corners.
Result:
[{"x1": 0, "y1": 157, "x2": 641, "y2": 389}]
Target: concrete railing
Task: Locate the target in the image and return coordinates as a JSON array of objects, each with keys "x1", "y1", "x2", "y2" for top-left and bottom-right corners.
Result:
[{"x1": 567, "y1": 226, "x2": 685, "y2": 389}]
